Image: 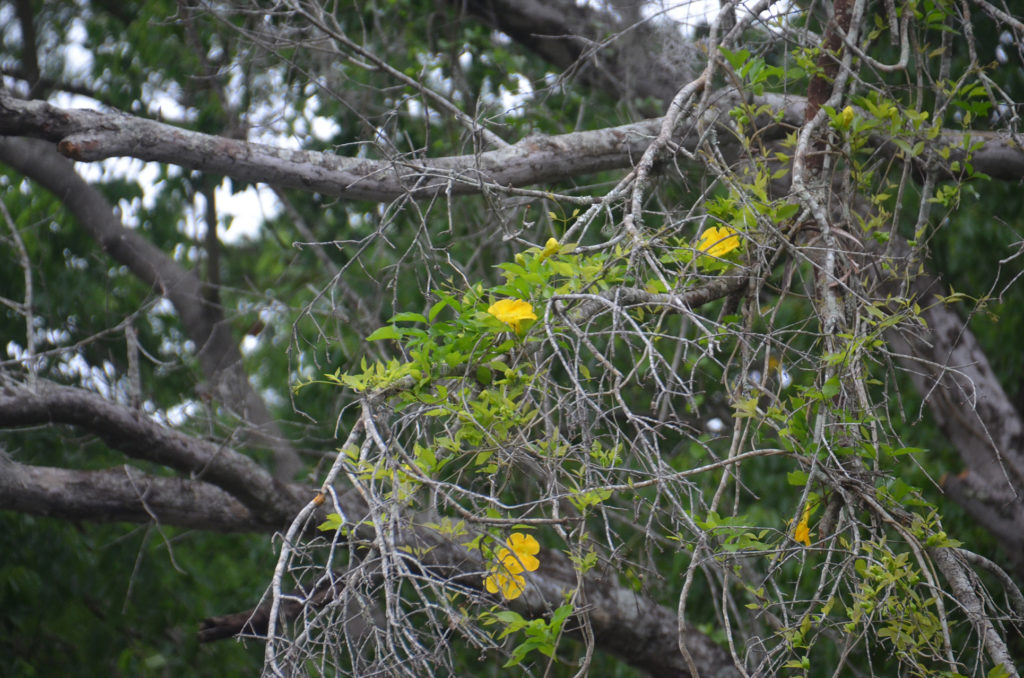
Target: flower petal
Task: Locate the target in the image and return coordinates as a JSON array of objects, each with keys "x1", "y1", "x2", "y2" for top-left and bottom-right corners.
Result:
[
  {"x1": 793, "y1": 504, "x2": 812, "y2": 546},
  {"x1": 484, "y1": 567, "x2": 526, "y2": 600},
  {"x1": 487, "y1": 299, "x2": 537, "y2": 332},
  {"x1": 697, "y1": 226, "x2": 741, "y2": 258},
  {"x1": 508, "y1": 533, "x2": 539, "y2": 555},
  {"x1": 496, "y1": 548, "x2": 525, "y2": 574},
  {"x1": 506, "y1": 533, "x2": 540, "y2": 571}
]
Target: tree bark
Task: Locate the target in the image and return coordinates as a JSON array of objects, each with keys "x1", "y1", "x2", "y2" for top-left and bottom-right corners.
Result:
[
  {"x1": 3, "y1": 92, "x2": 1021, "y2": 204},
  {"x1": 0, "y1": 456, "x2": 277, "y2": 532},
  {"x1": 0, "y1": 135, "x2": 301, "y2": 481},
  {"x1": 0, "y1": 380, "x2": 299, "y2": 524},
  {"x1": 886, "y1": 269, "x2": 1024, "y2": 575}
]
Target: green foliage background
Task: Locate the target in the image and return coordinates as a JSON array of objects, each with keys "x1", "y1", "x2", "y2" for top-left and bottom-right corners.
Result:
[{"x1": 1, "y1": 0, "x2": 1023, "y2": 675}]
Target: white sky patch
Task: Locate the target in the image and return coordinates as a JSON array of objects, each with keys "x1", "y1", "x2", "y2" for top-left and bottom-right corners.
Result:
[
  {"x1": 499, "y1": 73, "x2": 534, "y2": 117},
  {"x1": 64, "y1": 18, "x2": 94, "y2": 79},
  {"x1": 151, "y1": 298, "x2": 176, "y2": 316},
  {"x1": 55, "y1": 352, "x2": 113, "y2": 398},
  {"x1": 637, "y1": 1, "x2": 794, "y2": 34},
  {"x1": 149, "y1": 89, "x2": 188, "y2": 123},
  {"x1": 6, "y1": 341, "x2": 25, "y2": 362},
  {"x1": 311, "y1": 115, "x2": 340, "y2": 141},
  {"x1": 165, "y1": 399, "x2": 200, "y2": 426},
  {"x1": 39, "y1": 326, "x2": 72, "y2": 346},
  {"x1": 220, "y1": 183, "x2": 281, "y2": 241},
  {"x1": 706, "y1": 416, "x2": 725, "y2": 433},
  {"x1": 640, "y1": 0, "x2": 716, "y2": 27},
  {"x1": 261, "y1": 387, "x2": 285, "y2": 410},
  {"x1": 241, "y1": 334, "x2": 261, "y2": 356}
]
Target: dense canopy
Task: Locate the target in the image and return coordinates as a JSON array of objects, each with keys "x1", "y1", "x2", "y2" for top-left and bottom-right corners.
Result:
[{"x1": 2, "y1": 1, "x2": 1024, "y2": 676}]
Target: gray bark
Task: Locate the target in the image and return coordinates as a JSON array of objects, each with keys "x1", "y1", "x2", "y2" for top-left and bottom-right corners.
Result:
[
  {"x1": 0, "y1": 135, "x2": 301, "y2": 481},
  {"x1": 0, "y1": 380, "x2": 299, "y2": 523}
]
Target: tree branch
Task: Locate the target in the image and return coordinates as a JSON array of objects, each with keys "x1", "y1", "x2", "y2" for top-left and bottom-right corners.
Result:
[
  {"x1": 930, "y1": 547, "x2": 1021, "y2": 678},
  {"x1": 453, "y1": 0, "x2": 705, "y2": 107},
  {"x1": 0, "y1": 455, "x2": 278, "y2": 533},
  {"x1": 0, "y1": 91, "x2": 671, "y2": 200},
  {"x1": 0, "y1": 380, "x2": 299, "y2": 524},
  {"x1": 877, "y1": 237, "x2": 1024, "y2": 576},
  {"x1": 3, "y1": 90, "x2": 1021, "y2": 209},
  {"x1": 205, "y1": 505, "x2": 742, "y2": 678},
  {"x1": 12, "y1": 0, "x2": 44, "y2": 99},
  {"x1": 0, "y1": 135, "x2": 301, "y2": 480}
]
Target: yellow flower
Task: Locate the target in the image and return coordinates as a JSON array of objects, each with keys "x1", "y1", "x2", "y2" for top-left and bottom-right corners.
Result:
[
  {"x1": 482, "y1": 533, "x2": 541, "y2": 600},
  {"x1": 506, "y1": 533, "x2": 540, "y2": 572},
  {"x1": 697, "y1": 226, "x2": 741, "y2": 258},
  {"x1": 838, "y1": 105, "x2": 854, "y2": 130},
  {"x1": 484, "y1": 565, "x2": 527, "y2": 600},
  {"x1": 487, "y1": 299, "x2": 537, "y2": 333},
  {"x1": 538, "y1": 237, "x2": 560, "y2": 261},
  {"x1": 793, "y1": 503, "x2": 812, "y2": 547}
]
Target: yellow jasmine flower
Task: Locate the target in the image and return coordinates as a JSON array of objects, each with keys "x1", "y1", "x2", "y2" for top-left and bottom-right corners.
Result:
[
  {"x1": 538, "y1": 237, "x2": 560, "y2": 261},
  {"x1": 484, "y1": 565, "x2": 527, "y2": 600},
  {"x1": 793, "y1": 503, "x2": 812, "y2": 547},
  {"x1": 487, "y1": 299, "x2": 537, "y2": 333},
  {"x1": 506, "y1": 533, "x2": 540, "y2": 572},
  {"x1": 697, "y1": 226, "x2": 741, "y2": 258},
  {"x1": 838, "y1": 105, "x2": 855, "y2": 129},
  {"x1": 482, "y1": 533, "x2": 541, "y2": 600}
]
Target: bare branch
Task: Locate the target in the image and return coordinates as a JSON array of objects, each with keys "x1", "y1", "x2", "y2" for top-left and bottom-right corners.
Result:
[
  {"x1": 0, "y1": 455, "x2": 278, "y2": 533},
  {"x1": 0, "y1": 135, "x2": 301, "y2": 480},
  {"x1": 0, "y1": 380, "x2": 299, "y2": 523},
  {"x1": 931, "y1": 547, "x2": 1021, "y2": 678},
  {"x1": 4, "y1": 91, "x2": 1023, "y2": 209}
]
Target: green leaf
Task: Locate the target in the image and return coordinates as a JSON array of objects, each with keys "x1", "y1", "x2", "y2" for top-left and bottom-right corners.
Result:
[
  {"x1": 774, "y1": 202, "x2": 800, "y2": 220},
  {"x1": 821, "y1": 377, "x2": 841, "y2": 399},
  {"x1": 987, "y1": 664, "x2": 1013, "y2": 678},
  {"x1": 719, "y1": 46, "x2": 751, "y2": 71},
  {"x1": 317, "y1": 513, "x2": 344, "y2": 532},
  {"x1": 389, "y1": 312, "x2": 429, "y2": 323},
  {"x1": 366, "y1": 325, "x2": 401, "y2": 341},
  {"x1": 428, "y1": 296, "x2": 453, "y2": 321},
  {"x1": 884, "y1": 446, "x2": 926, "y2": 457}
]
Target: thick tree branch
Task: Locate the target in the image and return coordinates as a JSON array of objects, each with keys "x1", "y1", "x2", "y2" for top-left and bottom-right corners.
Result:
[
  {"x1": 0, "y1": 380, "x2": 299, "y2": 524},
  {"x1": 376, "y1": 523, "x2": 742, "y2": 678},
  {"x1": 0, "y1": 91, "x2": 672, "y2": 200},
  {"x1": 885, "y1": 291, "x2": 1024, "y2": 573},
  {"x1": 13, "y1": 0, "x2": 44, "y2": 99},
  {"x1": 0, "y1": 135, "x2": 301, "y2": 480},
  {"x1": 3, "y1": 91, "x2": 1021, "y2": 208},
  {"x1": 453, "y1": 0, "x2": 704, "y2": 107},
  {"x1": 525, "y1": 552, "x2": 742, "y2": 678},
  {"x1": 0, "y1": 455, "x2": 278, "y2": 533}
]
